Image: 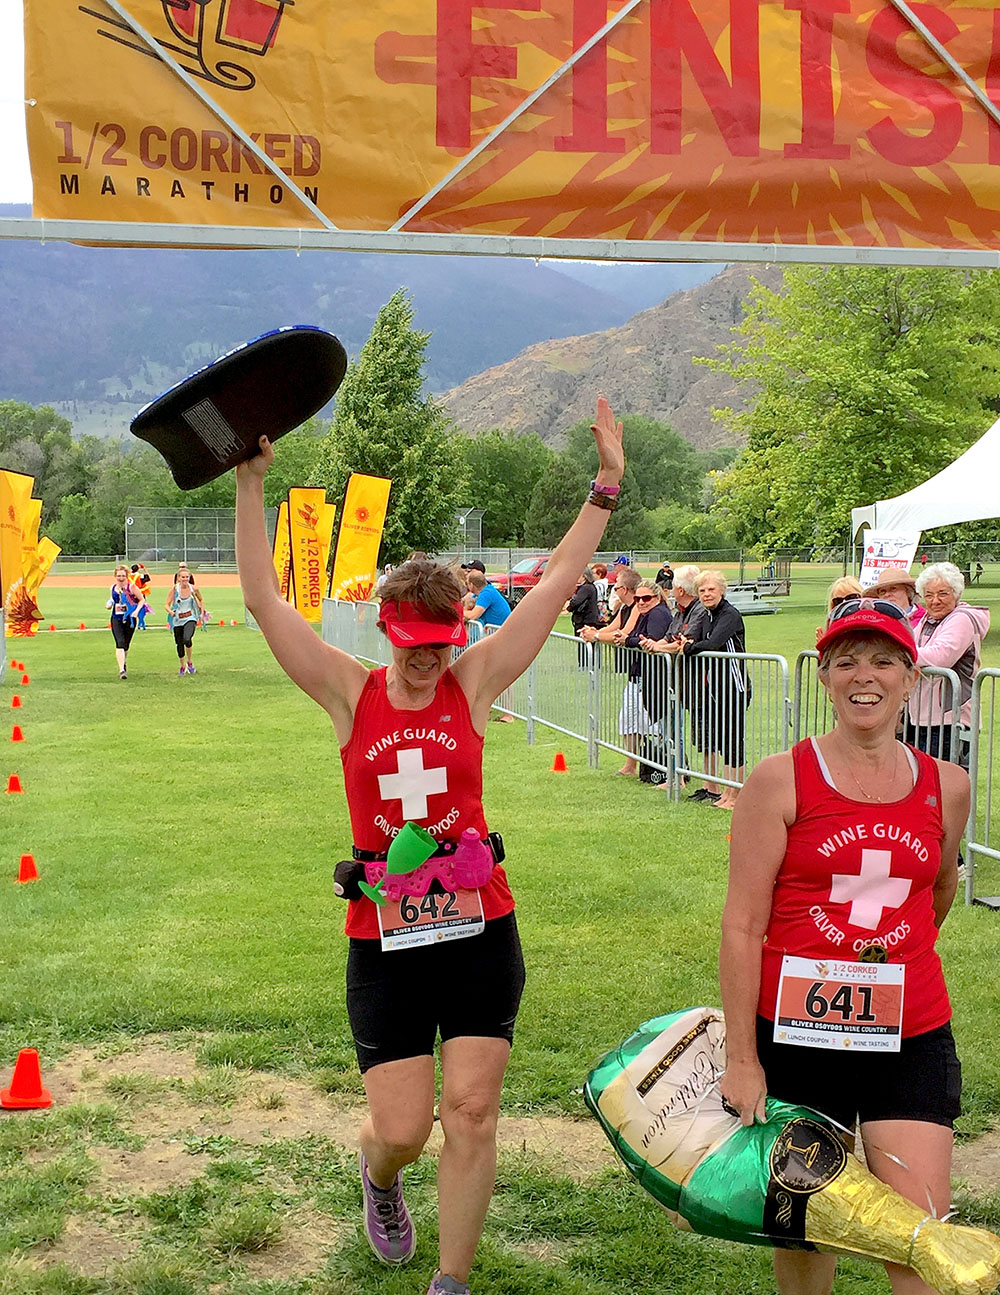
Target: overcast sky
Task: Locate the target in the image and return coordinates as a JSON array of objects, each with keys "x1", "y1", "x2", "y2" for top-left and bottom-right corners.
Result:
[{"x1": 1, "y1": 1, "x2": 31, "y2": 203}]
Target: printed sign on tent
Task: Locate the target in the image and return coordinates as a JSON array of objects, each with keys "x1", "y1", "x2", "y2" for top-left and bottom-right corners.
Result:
[
  {"x1": 330, "y1": 474, "x2": 392, "y2": 603},
  {"x1": 858, "y1": 531, "x2": 922, "y2": 590},
  {"x1": 21, "y1": 0, "x2": 1000, "y2": 254}
]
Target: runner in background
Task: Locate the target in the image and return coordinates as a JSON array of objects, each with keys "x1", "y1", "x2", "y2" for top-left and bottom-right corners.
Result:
[
  {"x1": 106, "y1": 564, "x2": 148, "y2": 680},
  {"x1": 129, "y1": 564, "x2": 152, "y2": 628},
  {"x1": 234, "y1": 397, "x2": 625, "y2": 1295},
  {"x1": 719, "y1": 601, "x2": 968, "y2": 1295},
  {"x1": 166, "y1": 571, "x2": 206, "y2": 676}
]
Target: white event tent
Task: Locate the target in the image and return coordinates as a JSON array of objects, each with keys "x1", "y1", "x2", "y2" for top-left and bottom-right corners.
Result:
[{"x1": 851, "y1": 415, "x2": 1000, "y2": 537}]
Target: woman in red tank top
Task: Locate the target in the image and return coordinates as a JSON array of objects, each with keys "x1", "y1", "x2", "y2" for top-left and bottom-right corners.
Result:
[
  {"x1": 234, "y1": 399, "x2": 625, "y2": 1295},
  {"x1": 719, "y1": 599, "x2": 970, "y2": 1295}
]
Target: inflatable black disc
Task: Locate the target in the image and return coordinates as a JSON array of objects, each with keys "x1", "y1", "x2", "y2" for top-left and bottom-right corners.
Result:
[{"x1": 130, "y1": 326, "x2": 347, "y2": 490}]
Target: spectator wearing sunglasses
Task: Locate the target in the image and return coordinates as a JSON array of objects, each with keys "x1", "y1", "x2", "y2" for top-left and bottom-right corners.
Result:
[
  {"x1": 623, "y1": 582, "x2": 673, "y2": 773},
  {"x1": 643, "y1": 564, "x2": 706, "y2": 788},
  {"x1": 815, "y1": 576, "x2": 864, "y2": 645},
  {"x1": 580, "y1": 568, "x2": 643, "y2": 775},
  {"x1": 904, "y1": 562, "x2": 990, "y2": 765}
]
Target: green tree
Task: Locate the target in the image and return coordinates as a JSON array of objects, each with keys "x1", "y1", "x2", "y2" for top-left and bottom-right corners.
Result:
[
  {"x1": 523, "y1": 460, "x2": 655, "y2": 551},
  {"x1": 651, "y1": 501, "x2": 735, "y2": 556},
  {"x1": 704, "y1": 266, "x2": 1000, "y2": 548},
  {"x1": 260, "y1": 419, "x2": 328, "y2": 509},
  {"x1": 90, "y1": 444, "x2": 177, "y2": 553},
  {"x1": 456, "y1": 428, "x2": 553, "y2": 544},
  {"x1": 523, "y1": 457, "x2": 590, "y2": 548},
  {"x1": 47, "y1": 493, "x2": 101, "y2": 554},
  {"x1": 563, "y1": 414, "x2": 701, "y2": 510},
  {"x1": 309, "y1": 291, "x2": 464, "y2": 563}
]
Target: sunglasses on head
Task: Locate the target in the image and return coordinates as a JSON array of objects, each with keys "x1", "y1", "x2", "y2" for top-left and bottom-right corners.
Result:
[{"x1": 828, "y1": 596, "x2": 907, "y2": 623}]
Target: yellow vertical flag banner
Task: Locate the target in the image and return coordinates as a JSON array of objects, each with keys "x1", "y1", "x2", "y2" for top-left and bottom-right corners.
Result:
[
  {"x1": 0, "y1": 471, "x2": 36, "y2": 637},
  {"x1": 17, "y1": 499, "x2": 44, "y2": 635},
  {"x1": 288, "y1": 487, "x2": 330, "y2": 623},
  {"x1": 37, "y1": 537, "x2": 61, "y2": 584},
  {"x1": 272, "y1": 500, "x2": 291, "y2": 601},
  {"x1": 330, "y1": 474, "x2": 392, "y2": 603}
]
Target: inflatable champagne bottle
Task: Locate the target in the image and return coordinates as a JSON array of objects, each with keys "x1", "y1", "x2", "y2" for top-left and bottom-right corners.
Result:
[{"x1": 585, "y1": 1007, "x2": 1000, "y2": 1295}]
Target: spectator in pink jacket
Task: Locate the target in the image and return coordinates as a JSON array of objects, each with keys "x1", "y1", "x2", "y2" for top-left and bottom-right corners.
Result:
[{"x1": 904, "y1": 561, "x2": 989, "y2": 765}]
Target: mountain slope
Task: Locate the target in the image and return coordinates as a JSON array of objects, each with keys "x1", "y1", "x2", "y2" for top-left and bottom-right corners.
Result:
[{"x1": 440, "y1": 263, "x2": 783, "y2": 449}]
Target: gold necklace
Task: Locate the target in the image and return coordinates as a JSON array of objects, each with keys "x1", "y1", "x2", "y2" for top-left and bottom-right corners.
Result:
[{"x1": 839, "y1": 741, "x2": 900, "y2": 802}]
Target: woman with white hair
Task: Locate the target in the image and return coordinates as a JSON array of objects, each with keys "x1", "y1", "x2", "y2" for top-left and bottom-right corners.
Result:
[{"x1": 905, "y1": 561, "x2": 989, "y2": 764}]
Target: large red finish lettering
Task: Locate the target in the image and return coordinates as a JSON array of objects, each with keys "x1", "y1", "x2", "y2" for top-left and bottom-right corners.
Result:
[
  {"x1": 988, "y1": 11, "x2": 1000, "y2": 166},
  {"x1": 435, "y1": 0, "x2": 541, "y2": 149},
  {"x1": 866, "y1": 5, "x2": 963, "y2": 166},
  {"x1": 784, "y1": 0, "x2": 850, "y2": 159},
  {"x1": 554, "y1": 0, "x2": 626, "y2": 154},
  {"x1": 650, "y1": 0, "x2": 761, "y2": 156}
]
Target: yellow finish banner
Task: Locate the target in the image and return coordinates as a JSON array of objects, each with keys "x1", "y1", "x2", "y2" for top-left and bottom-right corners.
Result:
[
  {"x1": 272, "y1": 499, "x2": 291, "y2": 601},
  {"x1": 330, "y1": 474, "x2": 392, "y2": 603},
  {"x1": 22, "y1": 0, "x2": 1000, "y2": 252},
  {"x1": 0, "y1": 472, "x2": 36, "y2": 637},
  {"x1": 288, "y1": 487, "x2": 331, "y2": 623}
]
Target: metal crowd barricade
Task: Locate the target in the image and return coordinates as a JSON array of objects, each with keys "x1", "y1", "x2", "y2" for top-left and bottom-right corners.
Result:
[
  {"x1": 528, "y1": 631, "x2": 599, "y2": 760},
  {"x1": 792, "y1": 652, "x2": 962, "y2": 760},
  {"x1": 966, "y1": 669, "x2": 1000, "y2": 907},
  {"x1": 672, "y1": 651, "x2": 789, "y2": 800},
  {"x1": 587, "y1": 640, "x2": 670, "y2": 779}
]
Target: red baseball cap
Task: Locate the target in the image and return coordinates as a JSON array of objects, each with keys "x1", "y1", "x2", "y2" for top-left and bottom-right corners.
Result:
[
  {"x1": 378, "y1": 599, "x2": 467, "y2": 648},
  {"x1": 816, "y1": 598, "x2": 917, "y2": 664}
]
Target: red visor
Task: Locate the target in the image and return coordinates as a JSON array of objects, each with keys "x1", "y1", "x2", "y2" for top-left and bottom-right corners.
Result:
[{"x1": 379, "y1": 599, "x2": 467, "y2": 648}]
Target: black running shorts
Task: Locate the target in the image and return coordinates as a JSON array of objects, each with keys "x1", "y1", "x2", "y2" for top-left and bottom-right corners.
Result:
[
  {"x1": 756, "y1": 1015, "x2": 961, "y2": 1129},
  {"x1": 346, "y1": 912, "x2": 525, "y2": 1073}
]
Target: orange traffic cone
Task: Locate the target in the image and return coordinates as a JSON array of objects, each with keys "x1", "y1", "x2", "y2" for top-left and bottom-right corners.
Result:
[
  {"x1": 20, "y1": 674, "x2": 29, "y2": 686},
  {"x1": 230, "y1": 619, "x2": 237, "y2": 626},
  {"x1": 48, "y1": 623, "x2": 56, "y2": 631},
  {"x1": 0, "y1": 1048, "x2": 52, "y2": 1109},
  {"x1": 79, "y1": 622, "x2": 86, "y2": 630},
  {"x1": 218, "y1": 619, "x2": 225, "y2": 626},
  {"x1": 10, "y1": 660, "x2": 20, "y2": 671},
  {"x1": 11, "y1": 695, "x2": 21, "y2": 709},
  {"x1": 6, "y1": 774, "x2": 23, "y2": 794},
  {"x1": 552, "y1": 752, "x2": 568, "y2": 772},
  {"x1": 17, "y1": 854, "x2": 38, "y2": 883},
  {"x1": 11, "y1": 725, "x2": 24, "y2": 742}
]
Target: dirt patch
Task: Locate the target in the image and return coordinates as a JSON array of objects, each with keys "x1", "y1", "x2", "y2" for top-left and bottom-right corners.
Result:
[
  {"x1": 37, "y1": 1038, "x2": 612, "y2": 1180},
  {"x1": 40, "y1": 1215, "x2": 142, "y2": 1274},
  {"x1": 954, "y1": 1130, "x2": 1000, "y2": 1193},
  {"x1": 9, "y1": 1038, "x2": 613, "y2": 1279}
]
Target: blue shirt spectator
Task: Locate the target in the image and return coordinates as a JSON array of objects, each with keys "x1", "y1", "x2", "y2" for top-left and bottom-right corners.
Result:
[{"x1": 465, "y1": 573, "x2": 511, "y2": 627}]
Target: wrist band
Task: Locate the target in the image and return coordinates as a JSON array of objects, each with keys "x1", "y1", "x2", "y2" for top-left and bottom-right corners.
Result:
[
  {"x1": 587, "y1": 490, "x2": 619, "y2": 512},
  {"x1": 590, "y1": 479, "x2": 621, "y2": 496}
]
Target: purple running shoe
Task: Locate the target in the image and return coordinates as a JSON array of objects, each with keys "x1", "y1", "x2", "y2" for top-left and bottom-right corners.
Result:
[{"x1": 359, "y1": 1152, "x2": 416, "y2": 1265}]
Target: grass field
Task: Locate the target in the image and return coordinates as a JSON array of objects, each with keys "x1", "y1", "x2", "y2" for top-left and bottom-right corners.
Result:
[{"x1": 1, "y1": 575, "x2": 1000, "y2": 1295}]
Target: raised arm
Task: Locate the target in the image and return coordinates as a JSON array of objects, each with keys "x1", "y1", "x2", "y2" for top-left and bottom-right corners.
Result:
[
  {"x1": 453, "y1": 398, "x2": 624, "y2": 722},
  {"x1": 235, "y1": 436, "x2": 368, "y2": 742}
]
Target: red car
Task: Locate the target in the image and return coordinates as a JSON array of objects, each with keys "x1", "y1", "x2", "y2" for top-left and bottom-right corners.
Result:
[{"x1": 489, "y1": 555, "x2": 551, "y2": 605}]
